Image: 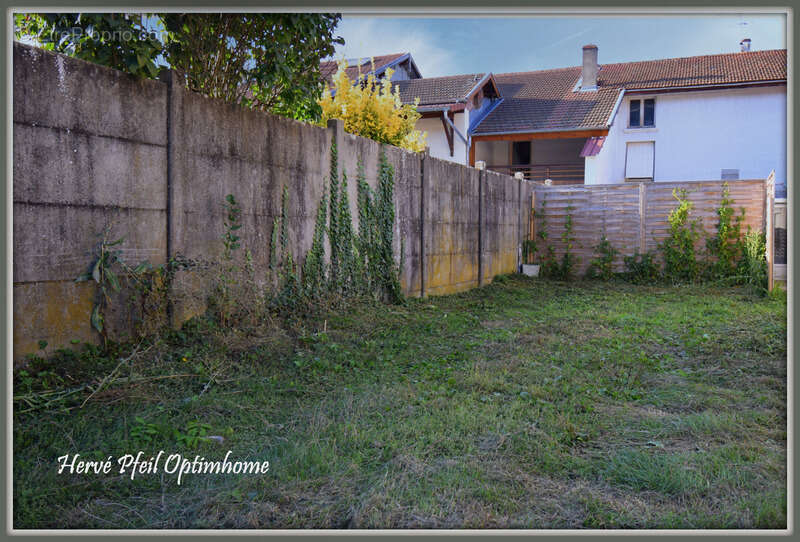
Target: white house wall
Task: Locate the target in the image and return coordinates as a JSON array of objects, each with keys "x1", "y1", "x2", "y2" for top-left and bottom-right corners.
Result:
[
  {"x1": 587, "y1": 85, "x2": 787, "y2": 195},
  {"x1": 417, "y1": 111, "x2": 469, "y2": 164}
]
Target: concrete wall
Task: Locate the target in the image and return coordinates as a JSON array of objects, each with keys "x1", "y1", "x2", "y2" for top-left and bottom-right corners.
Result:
[
  {"x1": 586, "y1": 86, "x2": 787, "y2": 197},
  {"x1": 13, "y1": 43, "x2": 169, "y2": 358},
  {"x1": 13, "y1": 43, "x2": 524, "y2": 360}
]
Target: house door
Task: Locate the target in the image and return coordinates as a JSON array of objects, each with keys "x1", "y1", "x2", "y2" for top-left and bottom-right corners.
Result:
[
  {"x1": 512, "y1": 141, "x2": 531, "y2": 165},
  {"x1": 625, "y1": 141, "x2": 655, "y2": 180}
]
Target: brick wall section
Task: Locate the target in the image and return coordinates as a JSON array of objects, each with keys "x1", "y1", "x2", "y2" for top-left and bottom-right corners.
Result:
[{"x1": 12, "y1": 44, "x2": 525, "y2": 361}]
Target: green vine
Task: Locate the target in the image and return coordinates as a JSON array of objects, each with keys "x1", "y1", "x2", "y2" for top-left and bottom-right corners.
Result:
[
  {"x1": 336, "y1": 170, "x2": 357, "y2": 294},
  {"x1": 265, "y1": 142, "x2": 403, "y2": 311},
  {"x1": 586, "y1": 234, "x2": 619, "y2": 281},
  {"x1": 222, "y1": 194, "x2": 242, "y2": 260},
  {"x1": 302, "y1": 184, "x2": 328, "y2": 297},
  {"x1": 328, "y1": 136, "x2": 340, "y2": 285},
  {"x1": 705, "y1": 182, "x2": 745, "y2": 279},
  {"x1": 535, "y1": 198, "x2": 559, "y2": 279},
  {"x1": 660, "y1": 188, "x2": 700, "y2": 283},
  {"x1": 556, "y1": 203, "x2": 578, "y2": 280}
]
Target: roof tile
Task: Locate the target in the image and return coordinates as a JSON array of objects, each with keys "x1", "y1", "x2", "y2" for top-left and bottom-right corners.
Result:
[
  {"x1": 473, "y1": 49, "x2": 786, "y2": 135},
  {"x1": 393, "y1": 73, "x2": 486, "y2": 106},
  {"x1": 320, "y1": 53, "x2": 407, "y2": 88}
]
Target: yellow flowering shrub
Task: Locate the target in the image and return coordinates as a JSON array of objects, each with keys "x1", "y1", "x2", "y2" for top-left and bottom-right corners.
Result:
[{"x1": 318, "y1": 59, "x2": 427, "y2": 152}]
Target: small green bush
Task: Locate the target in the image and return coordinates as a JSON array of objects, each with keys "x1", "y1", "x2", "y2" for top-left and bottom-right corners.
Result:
[
  {"x1": 660, "y1": 188, "x2": 700, "y2": 283},
  {"x1": 739, "y1": 228, "x2": 768, "y2": 295},
  {"x1": 623, "y1": 251, "x2": 661, "y2": 284},
  {"x1": 705, "y1": 182, "x2": 745, "y2": 280},
  {"x1": 586, "y1": 235, "x2": 619, "y2": 280}
]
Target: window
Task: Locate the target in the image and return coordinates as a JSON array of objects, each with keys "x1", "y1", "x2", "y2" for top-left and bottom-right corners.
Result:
[
  {"x1": 625, "y1": 141, "x2": 655, "y2": 180},
  {"x1": 629, "y1": 98, "x2": 655, "y2": 128},
  {"x1": 721, "y1": 169, "x2": 740, "y2": 180}
]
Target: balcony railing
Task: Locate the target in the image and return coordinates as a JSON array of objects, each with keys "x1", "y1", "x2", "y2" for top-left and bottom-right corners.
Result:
[{"x1": 487, "y1": 163, "x2": 585, "y2": 185}]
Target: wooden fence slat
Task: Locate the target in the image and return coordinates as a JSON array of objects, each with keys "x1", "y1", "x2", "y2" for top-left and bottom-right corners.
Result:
[{"x1": 529, "y1": 178, "x2": 769, "y2": 276}]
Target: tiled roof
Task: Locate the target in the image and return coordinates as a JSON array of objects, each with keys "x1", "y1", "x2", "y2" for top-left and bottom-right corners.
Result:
[
  {"x1": 320, "y1": 53, "x2": 407, "y2": 88},
  {"x1": 473, "y1": 49, "x2": 786, "y2": 135},
  {"x1": 474, "y1": 67, "x2": 622, "y2": 134},
  {"x1": 394, "y1": 73, "x2": 486, "y2": 106},
  {"x1": 598, "y1": 49, "x2": 786, "y2": 90}
]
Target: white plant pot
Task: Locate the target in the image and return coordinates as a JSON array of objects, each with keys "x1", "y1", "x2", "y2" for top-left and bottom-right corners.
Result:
[{"x1": 522, "y1": 264, "x2": 540, "y2": 277}]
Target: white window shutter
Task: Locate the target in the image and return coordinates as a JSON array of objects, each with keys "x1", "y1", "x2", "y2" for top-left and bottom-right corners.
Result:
[{"x1": 625, "y1": 141, "x2": 655, "y2": 179}]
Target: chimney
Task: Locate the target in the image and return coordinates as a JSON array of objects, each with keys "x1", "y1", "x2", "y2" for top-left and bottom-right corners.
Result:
[
  {"x1": 581, "y1": 44, "x2": 598, "y2": 91},
  {"x1": 740, "y1": 38, "x2": 751, "y2": 52}
]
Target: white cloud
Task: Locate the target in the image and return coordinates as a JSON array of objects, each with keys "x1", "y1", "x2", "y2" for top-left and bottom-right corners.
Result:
[{"x1": 329, "y1": 17, "x2": 456, "y2": 77}]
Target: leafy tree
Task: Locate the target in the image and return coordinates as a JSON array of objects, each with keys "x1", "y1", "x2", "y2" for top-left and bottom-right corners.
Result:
[
  {"x1": 160, "y1": 14, "x2": 343, "y2": 120},
  {"x1": 14, "y1": 13, "x2": 163, "y2": 78},
  {"x1": 14, "y1": 13, "x2": 344, "y2": 121},
  {"x1": 318, "y1": 59, "x2": 427, "y2": 152}
]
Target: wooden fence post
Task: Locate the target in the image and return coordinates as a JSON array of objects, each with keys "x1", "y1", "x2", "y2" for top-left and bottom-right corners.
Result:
[
  {"x1": 638, "y1": 182, "x2": 647, "y2": 254},
  {"x1": 529, "y1": 190, "x2": 536, "y2": 252},
  {"x1": 420, "y1": 148, "x2": 428, "y2": 297},
  {"x1": 515, "y1": 171, "x2": 525, "y2": 271},
  {"x1": 765, "y1": 171, "x2": 775, "y2": 291}
]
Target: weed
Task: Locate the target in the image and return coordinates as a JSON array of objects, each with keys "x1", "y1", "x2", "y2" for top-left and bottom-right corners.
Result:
[
  {"x1": 586, "y1": 235, "x2": 619, "y2": 281},
  {"x1": 739, "y1": 228, "x2": 768, "y2": 295},
  {"x1": 622, "y1": 251, "x2": 661, "y2": 284}
]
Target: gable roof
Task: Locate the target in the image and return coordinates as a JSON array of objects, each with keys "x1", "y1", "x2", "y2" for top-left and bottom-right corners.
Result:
[
  {"x1": 597, "y1": 48, "x2": 786, "y2": 90},
  {"x1": 474, "y1": 67, "x2": 621, "y2": 134},
  {"x1": 394, "y1": 73, "x2": 500, "y2": 110},
  {"x1": 472, "y1": 49, "x2": 787, "y2": 136},
  {"x1": 319, "y1": 52, "x2": 419, "y2": 88}
]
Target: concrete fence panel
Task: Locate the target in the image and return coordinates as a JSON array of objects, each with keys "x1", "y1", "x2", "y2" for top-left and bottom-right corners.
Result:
[{"x1": 12, "y1": 43, "x2": 523, "y2": 361}]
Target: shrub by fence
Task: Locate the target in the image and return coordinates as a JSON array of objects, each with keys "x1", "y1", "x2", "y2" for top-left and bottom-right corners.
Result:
[{"x1": 527, "y1": 177, "x2": 774, "y2": 278}]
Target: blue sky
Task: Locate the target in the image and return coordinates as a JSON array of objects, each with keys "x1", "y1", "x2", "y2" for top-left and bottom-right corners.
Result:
[{"x1": 331, "y1": 14, "x2": 787, "y2": 77}]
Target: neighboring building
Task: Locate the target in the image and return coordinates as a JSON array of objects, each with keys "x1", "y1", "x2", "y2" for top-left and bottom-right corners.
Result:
[
  {"x1": 476, "y1": 44, "x2": 786, "y2": 196},
  {"x1": 319, "y1": 52, "x2": 422, "y2": 90},
  {"x1": 393, "y1": 73, "x2": 501, "y2": 162},
  {"x1": 371, "y1": 43, "x2": 786, "y2": 196}
]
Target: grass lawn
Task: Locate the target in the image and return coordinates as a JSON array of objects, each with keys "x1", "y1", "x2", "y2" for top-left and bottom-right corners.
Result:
[{"x1": 14, "y1": 276, "x2": 787, "y2": 529}]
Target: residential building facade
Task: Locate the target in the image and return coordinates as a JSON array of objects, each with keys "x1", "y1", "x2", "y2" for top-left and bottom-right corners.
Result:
[{"x1": 332, "y1": 44, "x2": 786, "y2": 196}]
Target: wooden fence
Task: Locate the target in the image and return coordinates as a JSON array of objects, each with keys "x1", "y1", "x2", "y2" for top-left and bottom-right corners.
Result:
[{"x1": 527, "y1": 175, "x2": 775, "y2": 282}]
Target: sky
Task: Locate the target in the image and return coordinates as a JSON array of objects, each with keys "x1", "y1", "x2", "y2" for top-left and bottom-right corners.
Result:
[{"x1": 330, "y1": 14, "x2": 787, "y2": 77}]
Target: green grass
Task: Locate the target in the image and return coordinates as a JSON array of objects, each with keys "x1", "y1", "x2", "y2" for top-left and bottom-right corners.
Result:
[{"x1": 13, "y1": 276, "x2": 787, "y2": 529}]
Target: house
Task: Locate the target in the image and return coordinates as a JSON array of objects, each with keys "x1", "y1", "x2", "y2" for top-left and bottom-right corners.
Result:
[
  {"x1": 367, "y1": 43, "x2": 786, "y2": 197},
  {"x1": 392, "y1": 73, "x2": 501, "y2": 162},
  {"x1": 319, "y1": 52, "x2": 422, "y2": 90}
]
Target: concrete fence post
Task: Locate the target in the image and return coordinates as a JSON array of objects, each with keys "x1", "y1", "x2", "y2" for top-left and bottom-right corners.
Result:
[
  {"x1": 159, "y1": 69, "x2": 183, "y2": 328},
  {"x1": 476, "y1": 162, "x2": 485, "y2": 286},
  {"x1": 327, "y1": 118, "x2": 345, "y2": 166},
  {"x1": 420, "y1": 147, "x2": 429, "y2": 297}
]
